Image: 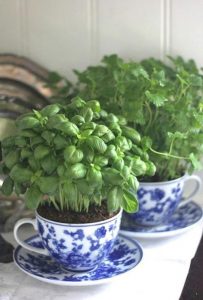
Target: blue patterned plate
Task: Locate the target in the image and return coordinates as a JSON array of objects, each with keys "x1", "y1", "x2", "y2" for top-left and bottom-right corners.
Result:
[
  {"x1": 13, "y1": 234, "x2": 143, "y2": 286},
  {"x1": 120, "y1": 201, "x2": 203, "y2": 239}
]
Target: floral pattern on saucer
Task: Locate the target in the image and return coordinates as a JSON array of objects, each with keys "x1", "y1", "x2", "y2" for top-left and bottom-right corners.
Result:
[
  {"x1": 13, "y1": 234, "x2": 143, "y2": 286},
  {"x1": 120, "y1": 201, "x2": 203, "y2": 238}
]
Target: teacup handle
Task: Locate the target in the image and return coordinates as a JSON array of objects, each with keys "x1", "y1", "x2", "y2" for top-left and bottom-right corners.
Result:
[
  {"x1": 14, "y1": 218, "x2": 49, "y2": 255},
  {"x1": 178, "y1": 174, "x2": 202, "y2": 207}
]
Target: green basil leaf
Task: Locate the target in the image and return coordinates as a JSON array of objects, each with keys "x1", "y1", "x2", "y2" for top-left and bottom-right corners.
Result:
[
  {"x1": 117, "y1": 115, "x2": 127, "y2": 125},
  {"x1": 64, "y1": 145, "x2": 83, "y2": 164},
  {"x1": 113, "y1": 158, "x2": 124, "y2": 171},
  {"x1": 108, "y1": 122, "x2": 122, "y2": 135},
  {"x1": 69, "y1": 163, "x2": 87, "y2": 179},
  {"x1": 34, "y1": 145, "x2": 50, "y2": 160},
  {"x1": 80, "y1": 129, "x2": 94, "y2": 138},
  {"x1": 131, "y1": 144, "x2": 144, "y2": 157},
  {"x1": 108, "y1": 113, "x2": 119, "y2": 123},
  {"x1": 81, "y1": 122, "x2": 96, "y2": 131},
  {"x1": 46, "y1": 114, "x2": 67, "y2": 129},
  {"x1": 41, "y1": 154, "x2": 57, "y2": 174},
  {"x1": 59, "y1": 122, "x2": 79, "y2": 136},
  {"x1": 63, "y1": 181, "x2": 78, "y2": 202},
  {"x1": 114, "y1": 136, "x2": 131, "y2": 151},
  {"x1": 121, "y1": 126, "x2": 141, "y2": 144},
  {"x1": 124, "y1": 155, "x2": 134, "y2": 169},
  {"x1": 121, "y1": 165, "x2": 131, "y2": 179},
  {"x1": 102, "y1": 168, "x2": 123, "y2": 185},
  {"x1": 99, "y1": 110, "x2": 108, "y2": 119},
  {"x1": 82, "y1": 146, "x2": 94, "y2": 163},
  {"x1": 1, "y1": 177, "x2": 14, "y2": 196},
  {"x1": 93, "y1": 125, "x2": 109, "y2": 137},
  {"x1": 141, "y1": 136, "x2": 152, "y2": 151},
  {"x1": 107, "y1": 186, "x2": 123, "y2": 212},
  {"x1": 57, "y1": 165, "x2": 66, "y2": 177},
  {"x1": 15, "y1": 137, "x2": 27, "y2": 147},
  {"x1": 145, "y1": 161, "x2": 156, "y2": 176},
  {"x1": 16, "y1": 116, "x2": 40, "y2": 130},
  {"x1": 41, "y1": 104, "x2": 61, "y2": 117},
  {"x1": 1, "y1": 136, "x2": 15, "y2": 148},
  {"x1": 14, "y1": 182, "x2": 27, "y2": 196},
  {"x1": 21, "y1": 148, "x2": 32, "y2": 159},
  {"x1": 122, "y1": 189, "x2": 138, "y2": 213},
  {"x1": 4, "y1": 151, "x2": 20, "y2": 169},
  {"x1": 0, "y1": 163, "x2": 7, "y2": 175},
  {"x1": 105, "y1": 145, "x2": 117, "y2": 159},
  {"x1": 71, "y1": 115, "x2": 85, "y2": 125},
  {"x1": 30, "y1": 136, "x2": 44, "y2": 147},
  {"x1": 53, "y1": 134, "x2": 69, "y2": 149},
  {"x1": 101, "y1": 131, "x2": 115, "y2": 143},
  {"x1": 127, "y1": 175, "x2": 139, "y2": 191},
  {"x1": 86, "y1": 136, "x2": 107, "y2": 153},
  {"x1": 25, "y1": 185, "x2": 43, "y2": 209},
  {"x1": 10, "y1": 164, "x2": 33, "y2": 183},
  {"x1": 37, "y1": 176, "x2": 58, "y2": 194},
  {"x1": 93, "y1": 155, "x2": 108, "y2": 167},
  {"x1": 131, "y1": 157, "x2": 147, "y2": 176},
  {"x1": 76, "y1": 179, "x2": 95, "y2": 195},
  {"x1": 81, "y1": 107, "x2": 94, "y2": 122},
  {"x1": 28, "y1": 157, "x2": 40, "y2": 171},
  {"x1": 19, "y1": 129, "x2": 36, "y2": 137},
  {"x1": 70, "y1": 96, "x2": 86, "y2": 108},
  {"x1": 33, "y1": 109, "x2": 42, "y2": 120},
  {"x1": 86, "y1": 100, "x2": 101, "y2": 112},
  {"x1": 41, "y1": 131, "x2": 55, "y2": 145},
  {"x1": 87, "y1": 166, "x2": 102, "y2": 186}
]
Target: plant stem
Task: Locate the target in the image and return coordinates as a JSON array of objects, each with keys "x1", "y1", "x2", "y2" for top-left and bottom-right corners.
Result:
[
  {"x1": 50, "y1": 196, "x2": 60, "y2": 210},
  {"x1": 59, "y1": 184, "x2": 63, "y2": 210},
  {"x1": 149, "y1": 147, "x2": 189, "y2": 160},
  {"x1": 169, "y1": 137, "x2": 175, "y2": 155},
  {"x1": 151, "y1": 107, "x2": 159, "y2": 126},
  {"x1": 144, "y1": 101, "x2": 152, "y2": 133}
]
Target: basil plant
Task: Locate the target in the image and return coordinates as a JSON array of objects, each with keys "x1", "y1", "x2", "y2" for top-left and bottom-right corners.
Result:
[{"x1": 0, "y1": 97, "x2": 155, "y2": 214}]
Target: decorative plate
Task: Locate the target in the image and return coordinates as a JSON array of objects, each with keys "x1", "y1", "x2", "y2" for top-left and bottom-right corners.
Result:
[
  {"x1": 120, "y1": 201, "x2": 203, "y2": 239},
  {"x1": 13, "y1": 234, "x2": 143, "y2": 286}
]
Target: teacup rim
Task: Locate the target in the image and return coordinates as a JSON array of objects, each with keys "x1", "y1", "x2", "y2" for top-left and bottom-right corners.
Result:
[
  {"x1": 35, "y1": 207, "x2": 122, "y2": 227},
  {"x1": 139, "y1": 173, "x2": 189, "y2": 186}
]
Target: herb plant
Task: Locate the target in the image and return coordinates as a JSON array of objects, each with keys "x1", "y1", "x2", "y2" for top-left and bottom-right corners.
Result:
[
  {"x1": 0, "y1": 97, "x2": 155, "y2": 213},
  {"x1": 71, "y1": 55, "x2": 203, "y2": 181}
]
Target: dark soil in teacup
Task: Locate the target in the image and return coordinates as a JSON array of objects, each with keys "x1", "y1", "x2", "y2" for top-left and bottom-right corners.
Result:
[
  {"x1": 140, "y1": 170, "x2": 185, "y2": 182},
  {"x1": 37, "y1": 201, "x2": 118, "y2": 224}
]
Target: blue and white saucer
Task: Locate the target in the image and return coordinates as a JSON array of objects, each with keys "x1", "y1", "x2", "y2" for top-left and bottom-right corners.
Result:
[
  {"x1": 13, "y1": 234, "x2": 143, "y2": 286},
  {"x1": 120, "y1": 201, "x2": 203, "y2": 239}
]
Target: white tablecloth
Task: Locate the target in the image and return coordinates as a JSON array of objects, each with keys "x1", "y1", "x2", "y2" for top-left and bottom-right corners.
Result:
[{"x1": 0, "y1": 215, "x2": 203, "y2": 300}]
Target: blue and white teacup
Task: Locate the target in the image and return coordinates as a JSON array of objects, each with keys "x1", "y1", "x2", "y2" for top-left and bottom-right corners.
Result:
[
  {"x1": 127, "y1": 174, "x2": 202, "y2": 226},
  {"x1": 14, "y1": 209, "x2": 122, "y2": 272}
]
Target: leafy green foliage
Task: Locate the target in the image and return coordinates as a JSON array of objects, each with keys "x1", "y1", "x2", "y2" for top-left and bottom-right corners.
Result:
[
  {"x1": 71, "y1": 55, "x2": 203, "y2": 180},
  {"x1": 0, "y1": 97, "x2": 154, "y2": 213}
]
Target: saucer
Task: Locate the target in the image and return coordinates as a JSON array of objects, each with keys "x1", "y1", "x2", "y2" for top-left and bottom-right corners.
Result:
[
  {"x1": 120, "y1": 201, "x2": 203, "y2": 239},
  {"x1": 13, "y1": 234, "x2": 143, "y2": 286}
]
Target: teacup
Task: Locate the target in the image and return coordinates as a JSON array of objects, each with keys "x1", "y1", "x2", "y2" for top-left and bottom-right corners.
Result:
[
  {"x1": 14, "y1": 208, "x2": 122, "y2": 272},
  {"x1": 127, "y1": 174, "x2": 202, "y2": 226}
]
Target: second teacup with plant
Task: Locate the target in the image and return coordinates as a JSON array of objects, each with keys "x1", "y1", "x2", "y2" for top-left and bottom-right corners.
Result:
[{"x1": 67, "y1": 54, "x2": 203, "y2": 227}]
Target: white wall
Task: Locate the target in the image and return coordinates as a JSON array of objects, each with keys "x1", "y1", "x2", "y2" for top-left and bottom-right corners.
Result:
[{"x1": 1, "y1": 0, "x2": 203, "y2": 79}]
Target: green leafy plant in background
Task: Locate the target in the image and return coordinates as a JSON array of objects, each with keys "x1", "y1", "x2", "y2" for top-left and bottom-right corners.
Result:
[
  {"x1": 70, "y1": 55, "x2": 203, "y2": 181},
  {"x1": 0, "y1": 97, "x2": 155, "y2": 213}
]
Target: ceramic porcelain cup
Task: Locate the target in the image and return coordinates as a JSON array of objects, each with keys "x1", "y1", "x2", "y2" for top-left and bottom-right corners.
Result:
[
  {"x1": 14, "y1": 209, "x2": 122, "y2": 272},
  {"x1": 128, "y1": 174, "x2": 202, "y2": 226}
]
